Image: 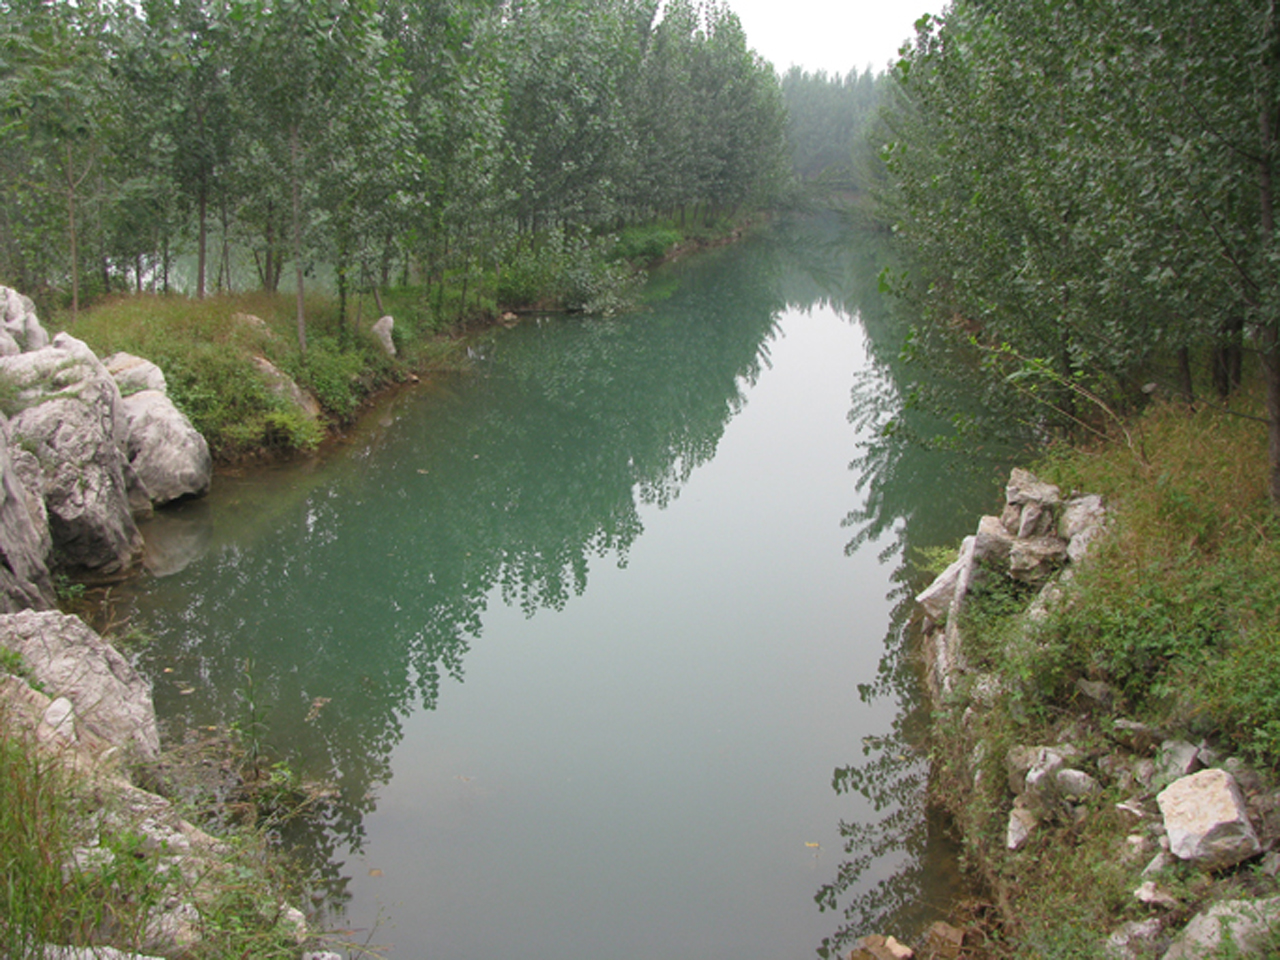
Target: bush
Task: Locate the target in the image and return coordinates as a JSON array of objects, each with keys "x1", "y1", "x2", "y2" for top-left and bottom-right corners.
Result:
[{"x1": 612, "y1": 225, "x2": 682, "y2": 263}]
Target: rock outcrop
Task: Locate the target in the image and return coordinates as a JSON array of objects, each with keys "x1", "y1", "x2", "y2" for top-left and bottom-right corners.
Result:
[
  {"x1": 0, "y1": 285, "x2": 50, "y2": 354},
  {"x1": 916, "y1": 468, "x2": 1106, "y2": 698},
  {"x1": 1, "y1": 333, "x2": 143, "y2": 573},
  {"x1": 0, "y1": 414, "x2": 54, "y2": 610},
  {"x1": 119, "y1": 391, "x2": 211, "y2": 505},
  {"x1": 0, "y1": 609, "x2": 160, "y2": 759}
]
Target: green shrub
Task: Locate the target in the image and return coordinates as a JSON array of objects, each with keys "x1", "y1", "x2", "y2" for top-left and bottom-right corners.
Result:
[{"x1": 612, "y1": 225, "x2": 681, "y2": 263}]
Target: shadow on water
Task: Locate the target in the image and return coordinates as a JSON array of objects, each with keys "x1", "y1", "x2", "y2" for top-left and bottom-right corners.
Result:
[{"x1": 122, "y1": 212, "x2": 1023, "y2": 949}]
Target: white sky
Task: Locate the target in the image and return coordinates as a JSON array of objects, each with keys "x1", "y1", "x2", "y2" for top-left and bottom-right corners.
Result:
[{"x1": 726, "y1": 0, "x2": 949, "y2": 77}]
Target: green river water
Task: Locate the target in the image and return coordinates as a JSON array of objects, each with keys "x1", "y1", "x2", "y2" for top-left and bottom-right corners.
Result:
[{"x1": 118, "y1": 214, "x2": 1013, "y2": 959}]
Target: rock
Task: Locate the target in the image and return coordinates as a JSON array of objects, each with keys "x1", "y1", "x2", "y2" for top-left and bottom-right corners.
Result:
[
  {"x1": 0, "y1": 285, "x2": 50, "y2": 352},
  {"x1": 104, "y1": 352, "x2": 167, "y2": 396},
  {"x1": 1157, "y1": 768, "x2": 1261, "y2": 868},
  {"x1": 1160, "y1": 897, "x2": 1280, "y2": 959},
  {"x1": 846, "y1": 934, "x2": 914, "y2": 959},
  {"x1": 231, "y1": 312, "x2": 272, "y2": 334},
  {"x1": 120, "y1": 390, "x2": 211, "y2": 505},
  {"x1": 1155, "y1": 740, "x2": 1201, "y2": 784},
  {"x1": 1134, "y1": 880, "x2": 1180, "y2": 909},
  {"x1": 1009, "y1": 534, "x2": 1069, "y2": 582},
  {"x1": 1, "y1": 333, "x2": 143, "y2": 572},
  {"x1": 1007, "y1": 745, "x2": 1042, "y2": 795},
  {"x1": 371, "y1": 314, "x2": 396, "y2": 357},
  {"x1": 0, "y1": 415, "x2": 54, "y2": 610},
  {"x1": 251, "y1": 355, "x2": 321, "y2": 420},
  {"x1": 42, "y1": 947, "x2": 166, "y2": 960},
  {"x1": 1061, "y1": 493, "x2": 1107, "y2": 563},
  {"x1": 1056, "y1": 768, "x2": 1102, "y2": 800},
  {"x1": 973, "y1": 514, "x2": 1016, "y2": 563},
  {"x1": 1103, "y1": 917, "x2": 1164, "y2": 960},
  {"x1": 1005, "y1": 469, "x2": 1062, "y2": 534},
  {"x1": 0, "y1": 610, "x2": 159, "y2": 759},
  {"x1": 917, "y1": 540, "x2": 971, "y2": 621},
  {"x1": 1007, "y1": 798, "x2": 1039, "y2": 850}
]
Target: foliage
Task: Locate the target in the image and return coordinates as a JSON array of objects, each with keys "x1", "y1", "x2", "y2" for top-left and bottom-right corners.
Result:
[
  {"x1": 0, "y1": 0, "x2": 790, "y2": 327},
  {"x1": 612, "y1": 225, "x2": 682, "y2": 264},
  {"x1": 882, "y1": 0, "x2": 1280, "y2": 502}
]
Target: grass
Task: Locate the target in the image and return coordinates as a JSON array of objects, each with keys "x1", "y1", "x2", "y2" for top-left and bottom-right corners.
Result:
[
  {"x1": 0, "y1": 707, "x2": 317, "y2": 959},
  {"x1": 923, "y1": 382, "x2": 1280, "y2": 956}
]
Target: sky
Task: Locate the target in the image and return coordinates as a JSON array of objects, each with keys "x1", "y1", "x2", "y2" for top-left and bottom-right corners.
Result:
[{"x1": 725, "y1": 0, "x2": 949, "y2": 78}]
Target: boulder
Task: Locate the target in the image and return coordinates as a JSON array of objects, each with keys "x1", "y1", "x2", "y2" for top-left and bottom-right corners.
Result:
[
  {"x1": 371, "y1": 314, "x2": 396, "y2": 357},
  {"x1": 0, "y1": 284, "x2": 50, "y2": 353},
  {"x1": 251, "y1": 355, "x2": 321, "y2": 420},
  {"x1": 845, "y1": 934, "x2": 913, "y2": 959},
  {"x1": 0, "y1": 415, "x2": 54, "y2": 610},
  {"x1": 1009, "y1": 535, "x2": 1069, "y2": 582},
  {"x1": 104, "y1": 352, "x2": 167, "y2": 396},
  {"x1": 0, "y1": 333, "x2": 142, "y2": 572},
  {"x1": 1005, "y1": 468, "x2": 1062, "y2": 537},
  {"x1": 1155, "y1": 740, "x2": 1201, "y2": 784},
  {"x1": 120, "y1": 390, "x2": 211, "y2": 505},
  {"x1": 1061, "y1": 493, "x2": 1107, "y2": 563},
  {"x1": 1160, "y1": 897, "x2": 1280, "y2": 960},
  {"x1": 1007, "y1": 798, "x2": 1038, "y2": 851},
  {"x1": 1157, "y1": 768, "x2": 1261, "y2": 869},
  {"x1": 0, "y1": 609, "x2": 159, "y2": 759}
]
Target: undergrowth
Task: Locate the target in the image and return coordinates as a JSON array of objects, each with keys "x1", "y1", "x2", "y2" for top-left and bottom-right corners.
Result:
[{"x1": 0, "y1": 711, "x2": 311, "y2": 959}]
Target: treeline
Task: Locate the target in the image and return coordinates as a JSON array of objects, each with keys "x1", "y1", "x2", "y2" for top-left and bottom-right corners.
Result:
[
  {"x1": 877, "y1": 0, "x2": 1280, "y2": 502},
  {"x1": 0, "y1": 0, "x2": 789, "y2": 342},
  {"x1": 779, "y1": 66, "x2": 885, "y2": 183}
]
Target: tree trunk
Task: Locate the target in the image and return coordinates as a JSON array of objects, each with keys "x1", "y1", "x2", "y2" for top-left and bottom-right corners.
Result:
[
  {"x1": 65, "y1": 147, "x2": 79, "y2": 321},
  {"x1": 291, "y1": 124, "x2": 306, "y2": 356},
  {"x1": 197, "y1": 177, "x2": 207, "y2": 299},
  {"x1": 1263, "y1": 0, "x2": 1280, "y2": 506},
  {"x1": 1177, "y1": 346, "x2": 1194, "y2": 404}
]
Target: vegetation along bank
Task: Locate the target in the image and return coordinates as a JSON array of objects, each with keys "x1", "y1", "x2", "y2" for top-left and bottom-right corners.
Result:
[{"x1": 832, "y1": 0, "x2": 1280, "y2": 955}]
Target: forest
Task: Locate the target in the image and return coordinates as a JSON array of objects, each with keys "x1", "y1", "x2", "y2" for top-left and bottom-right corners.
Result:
[
  {"x1": 879, "y1": 0, "x2": 1280, "y2": 503},
  {"x1": 0, "y1": 0, "x2": 792, "y2": 341}
]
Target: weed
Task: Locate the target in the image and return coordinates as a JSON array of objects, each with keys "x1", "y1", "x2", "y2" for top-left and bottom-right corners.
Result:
[{"x1": 0, "y1": 646, "x2": 41, "y2": 691}]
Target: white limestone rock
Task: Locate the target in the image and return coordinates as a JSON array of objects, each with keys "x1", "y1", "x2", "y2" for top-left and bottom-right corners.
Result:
[
  {"x1": 0, "y1": 285, "x2": 49, "y2": 352},
  {"x1": 0, "y1": 610, "x2": 160, "y2": 759},
  {"x1": 372, "y1": 314, "x2": 396, "y2": 357},
  {"x1": 1157, "y1": 768, "x2": 1261, "y2": 869},
  {"x1": 1103, "y1": 918, "x2": 1164, "y2": 960},
  {"x1": 1160, "y1": 897, "x2": 1280, "y2": 959},
  {"x1": 120, "y1": 390, "x2": 211, "y2": 505},
  {"x1": 0, "y1": 333, "x2": 142, "y2": 572},
  {"x1": 1061, "y1": 493, "x2": 1107, "y2": 563},
  {"x1": 104, "y1": 352, "x2": 167, "y2": 396}
]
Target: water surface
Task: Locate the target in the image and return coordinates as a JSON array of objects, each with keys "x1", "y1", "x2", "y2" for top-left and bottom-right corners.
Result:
[{"x1": 122, "y1": 217, "x2": 1007, "y2": 958}]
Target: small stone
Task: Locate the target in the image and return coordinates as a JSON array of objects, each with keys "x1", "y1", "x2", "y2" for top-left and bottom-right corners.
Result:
[
  {"x1": 1076, "y1": 678, "x2": 1114, "y2": 708},
  {"x1": 1008, "y1": 799, "x2": 1038, "y2": 851},
  {"x1": 1155, "y1": 740, "x2": 1201, "y2": 784},
  {"x1": 1056, "y1": 768, "x2": 1101, "y2": 800},
  {"x1": 1110, "y1": 719, "x2": 1160, "y2": 754},
  {"x1": 1133, "y1": 880, "x2": 1179, "y2": 909},
  {"x1": 1102, "y1": 917, "x2": 1163, "y2": 960},
  {"x1": 1141, "y1": 849, "x2": 1175, "y2": 878}
]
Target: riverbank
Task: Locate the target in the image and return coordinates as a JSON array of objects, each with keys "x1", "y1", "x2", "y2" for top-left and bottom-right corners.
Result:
[
  {"x1": 59, "y1": 216, "x2": 767, "y2": 466},
  {"x1": 899, "y1": 397, "x2": 1280, "y2": 959}
]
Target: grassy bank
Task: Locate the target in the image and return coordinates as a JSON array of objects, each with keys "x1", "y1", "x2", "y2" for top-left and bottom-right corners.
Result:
[
  {"x1": 923, "y1": 385, "x2": 1280, "y2": 957},
  {"x1": 51, "y1": 219, "x2": 754, "y2": 463}
]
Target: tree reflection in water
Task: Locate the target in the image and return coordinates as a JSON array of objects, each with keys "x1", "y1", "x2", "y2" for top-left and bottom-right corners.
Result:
[{"x1": 123, "y1": 212, "x2": 1023, "y2": 939}]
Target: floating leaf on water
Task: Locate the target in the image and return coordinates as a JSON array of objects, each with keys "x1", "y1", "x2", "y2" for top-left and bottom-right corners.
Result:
[
  {"x1": 805, "y1": 842, "x2": 820, "y2": 849},
  {"x1": 368, "y1": 868, "x2": 383, "y2": 878}
]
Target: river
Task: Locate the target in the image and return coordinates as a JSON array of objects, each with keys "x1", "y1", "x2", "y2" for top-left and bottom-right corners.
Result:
[{"x1": 116, "y1": 213, "x2": 1012, "y2": 959}]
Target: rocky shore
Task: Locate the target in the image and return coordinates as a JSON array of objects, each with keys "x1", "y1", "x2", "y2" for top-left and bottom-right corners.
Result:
[
  {"x1": 843, "y1": 469, "x2": 1280, "y2": 959},
  {"x1": 0, "y1": 287, "x2": 334, "y2": 959}
]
